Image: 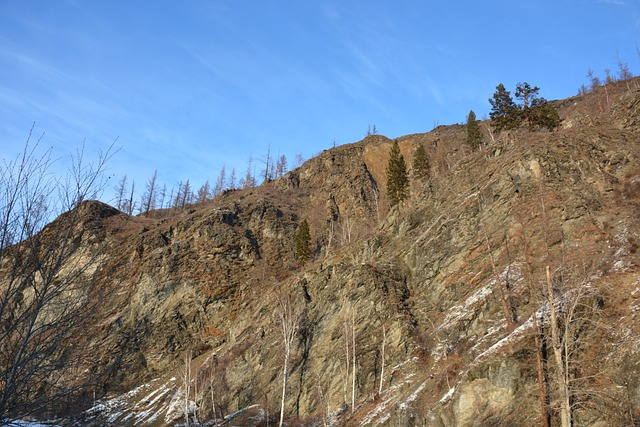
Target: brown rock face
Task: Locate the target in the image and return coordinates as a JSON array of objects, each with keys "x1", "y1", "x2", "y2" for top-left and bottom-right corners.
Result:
[{"x1": 15, "y1": 79, "x2": 640, "y2": 426}]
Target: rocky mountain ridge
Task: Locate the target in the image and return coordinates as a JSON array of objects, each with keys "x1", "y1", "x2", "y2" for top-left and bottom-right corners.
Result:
[{"x1": 8, "y1": 79, "x2": 640, "y2": 426}]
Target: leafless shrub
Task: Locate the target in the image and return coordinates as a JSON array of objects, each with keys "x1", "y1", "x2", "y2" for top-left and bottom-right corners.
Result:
[{"x1": 0, "y1": 127, "x2": 121, "y2": 423}]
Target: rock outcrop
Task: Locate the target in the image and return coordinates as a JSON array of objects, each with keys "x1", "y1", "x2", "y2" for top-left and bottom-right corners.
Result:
[{"x1": 13, "y1": 79, "x2": 640, "y2": 426}]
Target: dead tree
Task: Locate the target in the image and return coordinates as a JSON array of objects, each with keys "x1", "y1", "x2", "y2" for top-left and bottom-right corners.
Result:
[
  {"x1": 0, "y1": 128, "x2": 119, "y2": 423},
  {"x1": 378, "y1": 324, "x2": 386, "y2": 397},
  {"x1": 181, "y1": 349, "x2": 193, "y2": 427},
  {"x1": 275, "y1": 293, "x2": 300, "y2": 427},
  {"x1": 546, "y1": 266, "x2": 571, "y2": 427},
  {"x1": 141, "y1": 170, "x2": 158, "y2": 216}
]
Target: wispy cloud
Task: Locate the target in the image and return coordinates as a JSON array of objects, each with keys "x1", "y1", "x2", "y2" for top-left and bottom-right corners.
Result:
[{"x1": 595, "y1": 0, "x2": 626, "y2": 5}]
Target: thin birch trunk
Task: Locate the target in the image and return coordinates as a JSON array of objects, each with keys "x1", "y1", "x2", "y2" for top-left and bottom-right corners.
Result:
[
  {"x1": 351, "y1": 310, "x2": 356, "y2": 414},
  {"x1": 378, "y1": 325, "x2": 386, "y2": 396}
]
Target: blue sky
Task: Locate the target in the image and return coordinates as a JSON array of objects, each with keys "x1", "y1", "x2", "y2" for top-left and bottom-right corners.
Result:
[{"x1": 1, "y1": 0, "x2": 639, "y2": 205}]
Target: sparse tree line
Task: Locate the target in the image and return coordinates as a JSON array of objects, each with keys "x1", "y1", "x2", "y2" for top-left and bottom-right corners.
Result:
[
  {"x1": 384, "y1": 80, "x2": 563, "y2": 209},
  {"x1": 578, "y1": 51, "x2": 636, "y2": 95},
  {"x1": 113, "y1": 150, "x2": 297, "y2": 217},
  {"x1": 299, "y1": 84, "x2": 559, "y2": 258}
]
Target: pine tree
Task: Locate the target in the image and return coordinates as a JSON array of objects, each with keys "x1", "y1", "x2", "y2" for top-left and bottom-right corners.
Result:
[
  {"x1": 489, "y1": 84, "x2": 519, "y2": 132},
  {"x1": 515, "y1": 82, "x2": 561, "y2": 131},
  {"x1": 295, "y1": 218, "x2": 312, "y2": 264},
  {"x1": 386, "y1": 140, "x2": 409, "y2": 207},
  {"x1": 412, "y1": 144, "x2": 430, "y2": 180},
  {"x1": 465, "y1": 110, "x2": 483, "y2": 150},
  {"x1": 490, "y1": 83, "x2": 561, "y2": 132}
]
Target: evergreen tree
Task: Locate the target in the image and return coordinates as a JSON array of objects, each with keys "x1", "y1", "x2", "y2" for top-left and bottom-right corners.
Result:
[
  {"x1": 515, "y1": 82, "x2": 561, "y2": 131},
  {"x1": 490, "y1": 83, "x2": 561, "y2": 132},
  {"x1": 516, "y1": 82, "x2": 541, "y2": 131},
  {"x1": 295, "y1": 218, "x2": 312, "y2": 263},
  {"x1": 412, "y1": 143, "x2": 430, "y2": 180},
  {"x1": 489, "y1": 84, "x2": 519, "y2": 132},
  {"x1": 530, "y1": 102, "x2": 561, "y2": 131},
  {"x1": 465, "y1": 110, "x2": 483, "y2": 150},
  {"x1": 386, "y1": 140, "x2": 409, "y2": 207}
]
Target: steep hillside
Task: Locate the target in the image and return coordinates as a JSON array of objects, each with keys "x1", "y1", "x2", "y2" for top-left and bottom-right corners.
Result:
[{"x1": 7, "y1": 79, "x2": 640, "y2": 426}]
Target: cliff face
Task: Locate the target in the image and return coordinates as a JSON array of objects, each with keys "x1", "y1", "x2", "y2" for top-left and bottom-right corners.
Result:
[{"x1": 20, "y1": 81, "x2": 640, "y2": 426}]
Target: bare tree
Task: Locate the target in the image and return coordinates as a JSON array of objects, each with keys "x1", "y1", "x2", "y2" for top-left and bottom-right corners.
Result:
[
  {"x1": 586, "y1": 69, "x2": 601, "y2": 91},
  {"x1": 240, "y1": 156, "x2": 256, "y2": 189},
  {"x1": 140, "y1": 170, "x2": 158, "y2": 216},
  {"x1": 372, "y1": 185, "x2": 381, "y2": 224},
  {"x1": 125, "y1": 179, "x2": 136, "y2": 215},
  {"x1": 544, "y1": 266, "x2": 570, "y2": 427},
  {"x1": 166, "y1": 187, "x2": 174, "y2": 212},
  {"x1": 275, "y1": 293, "x2": 301, "y2": 427},
  {"x1": 484, "y1": 231, "x2": 517, "y2": 331},
  {"x1": 197, "y1": 180, "x2": 211, "y2": 204},
  {"x1": 261, "y1": 144, "x2": 273, "y2": 183},
  {"x1": 0, "y1": 128, "x2": 120, "y2": 423},
  {"x1": 181, "y1": 349, "x2": 193, "y2": 427},
  {"x1": 114, "y1": 175, "x2": 127, "y2": 211},
  {"x1": 339, "y1": 215, "x2": 353, "y2": 245},
  {"x1": 514, "y1": 180, "x2": 616, "y2": 426},
  {"x1": 532, "y1": 312, "x2": 550, "y2": 427},
  {"x1": 604, "y1": 68, "x2": 615, "y2": 85},
  {"x1": 157, "y1": 183, "x2": 167, "y2": 211},
  {"x1": 213, "y1": 165, "x2": 226, "y2": 198},
  {"x1": 351, "y1": 309, "x2": 356, "y2": 414},
  {"x1": 325, "y1": 221, "x2": 335, "y2": 259},
  {"x1": 228, "y1": 168, "x2": 237, "y2": 191},
  {"x1": 173, "y1": 181, "x2": 184, "y2": 210},
  {"x1": 481, "y1": 114, "x2": 496, "y2": 144},
  {"x1": 339, "y1": 301, "x2": 357, "y2": 413},
  {"x1": 181, "y1": 180, "x2": 193, "y2": 208},
  {"x1": 616, "y1": 51, "x2": 634, "y2": 90},
  {"x1": 378, "y1": 324, "x2": 386, "y2": 397},
  {"x1": 275, "y1": 154, "x2": 288, "y2": 178},
  {"x1": 64, "y1": 140, "x2": 113, "y2": 206}
]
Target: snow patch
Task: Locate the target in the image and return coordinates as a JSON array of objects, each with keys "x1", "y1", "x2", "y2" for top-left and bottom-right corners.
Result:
[
  {"x1": 440, "y1": 285, "x2": 493, "y2": 329},
  {"x1": 2, "y1": 421, "x2": 60, "y2": 427},
  {"x1": 439, "y1": 386, "x2": 456, "y2": 404},
  {"x1": 472, "y1": 316, "x2": 534, "y2": 365},
  {"x1": 165, "y1": 389, "x2": 197, "y2": 423},
  {"x1": 399, "y1": 381, "x2": 426, "y2": 410}
]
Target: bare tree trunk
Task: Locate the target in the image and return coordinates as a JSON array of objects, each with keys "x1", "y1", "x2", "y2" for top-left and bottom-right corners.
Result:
[
  {"x1": 546, "y1": 266, "x2": 571, "y2": 427},
  {"x1": 183, "y1": 349, "x2": 192, "y2": 427},
  {"x1": 0, "y1": 130, "x2": 120, "y2": 422},
  {"x1": 210, "y1": 377, "x2": 217, "y2": 426},
  {"x1": 343, "y1": 320, "x2": 350, "y2": 405},
  {"x1": 325, "y1": 221, "x2": 334, "y2": 259},
  {"x1": 193, "y1": 362, "x2": 200, "y2": 425},
  {"x1": 378, "y1": 325, "x2": 386, "y2": 396},
  {"x1": 533, "y1": 314, "x2": 550, "y2": 427},
  {"x1": 279, "y1": 344, "x2": 290, "y2": 427},
  {"x1": 277, "y1": 295, "x2": 299, "y2": 427},
  {"x1": 351, "y1": 310, "x2": 356, "y2": 414}
]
